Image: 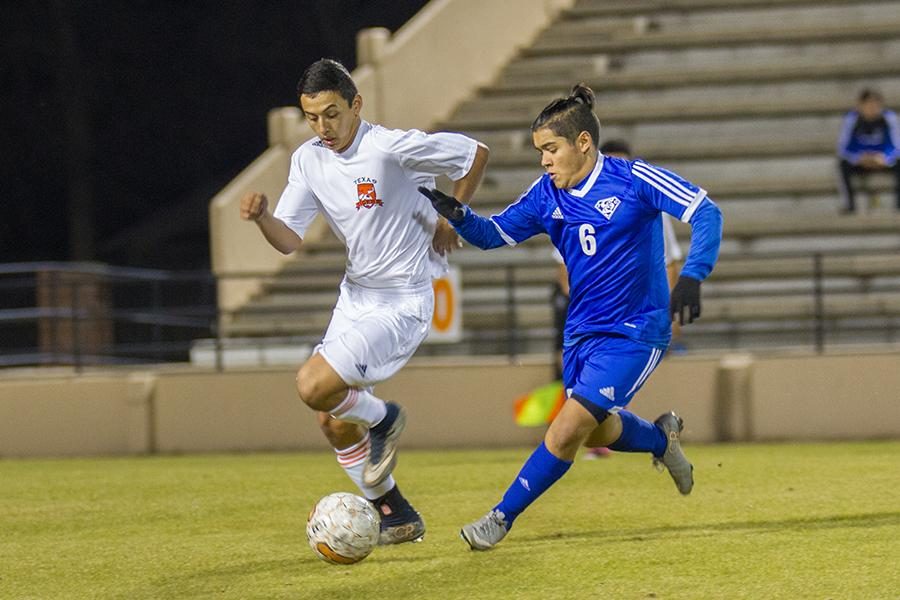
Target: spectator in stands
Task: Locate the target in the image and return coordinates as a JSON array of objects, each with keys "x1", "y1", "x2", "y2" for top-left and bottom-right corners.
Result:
[
  {"x1": 836, "y1": 88, "x2": 900, "y2": 213},
  {"x1": 240, "y1": 58, "x2": 489, "y2": 545}
]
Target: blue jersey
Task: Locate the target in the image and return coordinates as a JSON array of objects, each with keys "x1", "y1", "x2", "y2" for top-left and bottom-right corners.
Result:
[
  {"x1": 837, "y1": 109, "x2": 900, "y2": 165},
  {"x1": 453, "y1": 155, "x2": 722, "y2": 349}
]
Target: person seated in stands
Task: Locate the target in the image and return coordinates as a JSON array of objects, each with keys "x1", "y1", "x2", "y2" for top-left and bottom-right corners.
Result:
[{"x1": 836, "y1": 88, "x2": 900, "y2": 214}]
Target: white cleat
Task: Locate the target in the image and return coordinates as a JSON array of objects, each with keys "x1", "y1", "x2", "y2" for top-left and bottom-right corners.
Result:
[{"x1": 460, "y1": 510, "x2": 509, "y2": 551}]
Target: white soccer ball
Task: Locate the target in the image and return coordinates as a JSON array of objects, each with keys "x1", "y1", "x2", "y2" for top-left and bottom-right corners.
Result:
[{"x1": 307, "y1": 492, "x2": 381, "y2": 565}]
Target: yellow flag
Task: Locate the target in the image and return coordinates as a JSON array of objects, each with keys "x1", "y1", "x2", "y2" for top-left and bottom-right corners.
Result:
[{"x1": 513, "y1": 381, "x2": 566, "y2": 427}]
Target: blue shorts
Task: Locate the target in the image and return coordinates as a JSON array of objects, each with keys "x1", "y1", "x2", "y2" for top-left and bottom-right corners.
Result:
[{"x1": 562, "y1": 334, "x2": 666, "y2": 420}]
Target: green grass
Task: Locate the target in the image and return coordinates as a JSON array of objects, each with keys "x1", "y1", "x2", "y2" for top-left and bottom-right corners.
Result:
[{"x1": 1, "y1": 442, "x2": 898, "y2": 600}]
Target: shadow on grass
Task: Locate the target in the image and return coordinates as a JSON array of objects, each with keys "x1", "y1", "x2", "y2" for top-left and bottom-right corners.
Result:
[
  {"x1": 129, "y1": 551, "x2": 437, "y2": 600},
  {"x1": 125, "y1": 513, "x2": 899, "y2": 598},
  {"x1": 526, "y1": 511, "x2": 900, "y2": 544}
]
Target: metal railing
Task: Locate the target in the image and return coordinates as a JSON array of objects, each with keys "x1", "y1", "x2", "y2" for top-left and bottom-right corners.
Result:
[
  {"x1": 2, "y1": 251, "x2": 899, "y2": 372},
  {"x1": 0, "y1": 262, "x2": 217, "y2": 371},
  {"x1": 211, "y1": 249, "x2": 900, "y2": 359}
]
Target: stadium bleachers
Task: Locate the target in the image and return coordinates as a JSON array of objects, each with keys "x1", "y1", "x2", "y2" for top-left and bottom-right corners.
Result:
[{"x1": 215, "y1": 0, "x2": 900, "y2": 357}]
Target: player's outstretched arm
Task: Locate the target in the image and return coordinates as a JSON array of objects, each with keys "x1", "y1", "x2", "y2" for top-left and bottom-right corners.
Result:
[
  {"x1": 239, "y1": 191, "x2": 303, "y2": 255},
  {"x1": 418, "y1": 187, "x2": 506, "y2": 250},
  {"x1": 419, "y1": 187, "x2": 465, "y2": 221},
  {"x1": 671, "y1": 198, "x2": 723, "y2": 325}
]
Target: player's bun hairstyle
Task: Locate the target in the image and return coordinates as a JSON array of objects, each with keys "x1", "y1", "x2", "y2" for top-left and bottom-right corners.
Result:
[
  {"x1": 296, "y1": 58, "x2": 358, "y2": 114},
  {"x1": 531, "y1": 83, "x2": 601, "y2": 147}
]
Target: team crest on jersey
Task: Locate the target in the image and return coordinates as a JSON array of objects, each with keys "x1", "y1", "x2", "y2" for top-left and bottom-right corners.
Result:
[
  {"x1": 355, "y1": 177, "x2": 384, "y2": 210},
  {"x1": 595, "y1": 196, "x2": 621, "y2": 220}
]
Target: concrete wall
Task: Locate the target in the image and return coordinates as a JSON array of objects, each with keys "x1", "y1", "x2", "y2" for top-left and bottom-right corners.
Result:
[
  {"x1": 208, "y1": 147, "x2": 294, "y2": 313},
  {"x1": 0, "y1": 375, "x2": 147, "y2": 456},
  {"x1": 750, "y1": 353, "x2": 900, "y2": 440},
  {"x1": 1, "y1": 351, "x2": 897, "y2": 458},
  {"x1": 355, "y1": 0, "x2": 575, "y2": 131}
]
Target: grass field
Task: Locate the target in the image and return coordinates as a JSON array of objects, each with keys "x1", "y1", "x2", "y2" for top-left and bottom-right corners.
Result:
[{"x1": 1, "y1": 441, "x2": 898, "y2": 600}]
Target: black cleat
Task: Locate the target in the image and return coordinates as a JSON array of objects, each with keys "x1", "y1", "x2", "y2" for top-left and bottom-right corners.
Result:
[{"x1": 372, "y1": 485, "x2": 425, "y2": 545}]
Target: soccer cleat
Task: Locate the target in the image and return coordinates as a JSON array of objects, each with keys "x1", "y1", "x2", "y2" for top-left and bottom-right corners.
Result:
[
  {"x1": 460, "y1": 509, "x2": 509, "y2": 551},
  {"x1": 653, "y1": 411, "x2": 694, "y2": 495},
  {"x1": 379, "y1": 511, "x2": 426, "y2": 545},
  {"x1": 363, "y1": 402, "x2": 406, "y2": 487},
  {"x1": 372, "y1": 485, "x2": 426, "y2": 545}
]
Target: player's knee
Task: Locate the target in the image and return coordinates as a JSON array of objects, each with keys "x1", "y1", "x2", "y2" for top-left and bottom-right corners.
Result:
[
  {"x1": 584, "y1": 411, "x2": 621, "y2": 448},
  {"x1": 545, "y1": 406, "x2": 608, "y2": 458},
  {"x1": 545, "y1": 433, "x2": 582, "y2": 461},
  {"x1": 296, "y1": 365, "x2": 327, "y2": 409},
  {"x1": 297, "y1": 367, "x2": 348, "y2": 412},
  {"x1": 546, "y1": 421, "x2": 586, "y2": 455}
]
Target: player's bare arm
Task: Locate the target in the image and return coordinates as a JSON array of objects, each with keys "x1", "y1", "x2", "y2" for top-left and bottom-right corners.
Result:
[
  {"x1": 239, "y1": 191, "x2": 303, "y2": 254},
  {"x1": 431, "y1": 142, "x2": 490, "y2": 255},
  {"x1": 453, "y1": 142, "x2": 490, "y2": 204}
]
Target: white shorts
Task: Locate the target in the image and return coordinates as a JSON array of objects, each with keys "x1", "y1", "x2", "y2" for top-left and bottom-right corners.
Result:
[{"x1": 316, "y1": 278, "x2": 434, "y2": 387}]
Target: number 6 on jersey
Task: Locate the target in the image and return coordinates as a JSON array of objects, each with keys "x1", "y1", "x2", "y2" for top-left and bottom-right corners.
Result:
[{"x1": 578, "y1": 223, "x2": 596, "y2": 256}]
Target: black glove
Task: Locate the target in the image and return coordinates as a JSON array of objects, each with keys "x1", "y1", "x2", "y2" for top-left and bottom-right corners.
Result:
[
  {"x1": 418, "y1": 187, "x2": 466, "y2": 222},
  {"x1": 670, "y1": 275, "x2": 701, "y2": 325}
]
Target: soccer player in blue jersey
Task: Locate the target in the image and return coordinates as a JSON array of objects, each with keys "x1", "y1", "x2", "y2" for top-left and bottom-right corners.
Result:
[{"x1": 419, "y1": 84, "x2": 723, "y2": 550}]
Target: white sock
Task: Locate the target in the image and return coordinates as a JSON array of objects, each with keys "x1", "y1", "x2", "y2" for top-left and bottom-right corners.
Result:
[
  {"x1": 329, "y1": 389, "x2": 387, "y2": 427},
  {"x1": 335, "y1": 432, "x2": 395, "y2": 500}
]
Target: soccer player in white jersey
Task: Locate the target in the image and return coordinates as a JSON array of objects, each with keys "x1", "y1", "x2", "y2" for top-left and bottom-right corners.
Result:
[
  {"x1": 239, "y1": 59, "x2": 489, "y2": 544},
  {"x1": 420, "y1": 84, "x2": 722, "y2": 550}
]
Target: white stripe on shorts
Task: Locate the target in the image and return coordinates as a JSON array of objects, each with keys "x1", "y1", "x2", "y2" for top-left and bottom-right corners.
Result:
[{"x1": 626, "y1": 348, "x2": 662, "y2": 398}]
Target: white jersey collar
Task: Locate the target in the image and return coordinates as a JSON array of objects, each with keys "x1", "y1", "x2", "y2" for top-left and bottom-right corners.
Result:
[{"x1": 336, "y1": 119, "x2": 370, "y2": 158}]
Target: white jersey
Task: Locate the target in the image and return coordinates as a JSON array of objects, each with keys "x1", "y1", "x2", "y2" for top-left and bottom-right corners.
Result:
[
  {"x1": 274, "y1": 120, "x2": 478, "y2": 290},
  {"x1": 661, "y1": 213, "x2": 683, "y2": 264}
]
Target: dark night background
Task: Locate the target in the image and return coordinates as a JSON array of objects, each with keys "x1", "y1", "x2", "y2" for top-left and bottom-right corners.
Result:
[{"x1": 2, "y1": 1, "x2": 430, "y2": 270}]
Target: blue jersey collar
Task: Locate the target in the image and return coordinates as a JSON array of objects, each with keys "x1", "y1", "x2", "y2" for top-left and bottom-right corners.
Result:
[{"x1": 567, "y1": 154, "x2": 604, "y2": 198}]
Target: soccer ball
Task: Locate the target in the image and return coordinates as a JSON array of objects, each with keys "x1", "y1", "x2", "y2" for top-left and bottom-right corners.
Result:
[{"x1": 307, "y1": 492, "x2": 381, "y2": 565}]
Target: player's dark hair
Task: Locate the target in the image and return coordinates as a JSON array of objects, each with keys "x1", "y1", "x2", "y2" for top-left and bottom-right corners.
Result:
[
  {"x1": 599, "y1": 138, "x2": 632, "y2": 157},
  {"x1": 296, "y1": 58, "x2": 358, "y2": 114},
  {"x1": 858, "y1": 88, "x2": 883, "y2": 103},
  {"x1": 531, "y1": 83, "x2": 601, "y2": 147}
]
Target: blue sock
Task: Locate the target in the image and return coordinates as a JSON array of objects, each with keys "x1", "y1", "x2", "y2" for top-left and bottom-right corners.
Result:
[
  {"x1": 608, "y1": 410, "x2": 667, "y2": 457},
  {"x1": 494, "y1": 442, "x2": 572, "y2": 527}
]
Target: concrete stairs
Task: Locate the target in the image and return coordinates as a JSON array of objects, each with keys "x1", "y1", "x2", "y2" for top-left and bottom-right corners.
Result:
[{"x1": 207, "y1": 0, "x2": 900, "y2": 362}]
